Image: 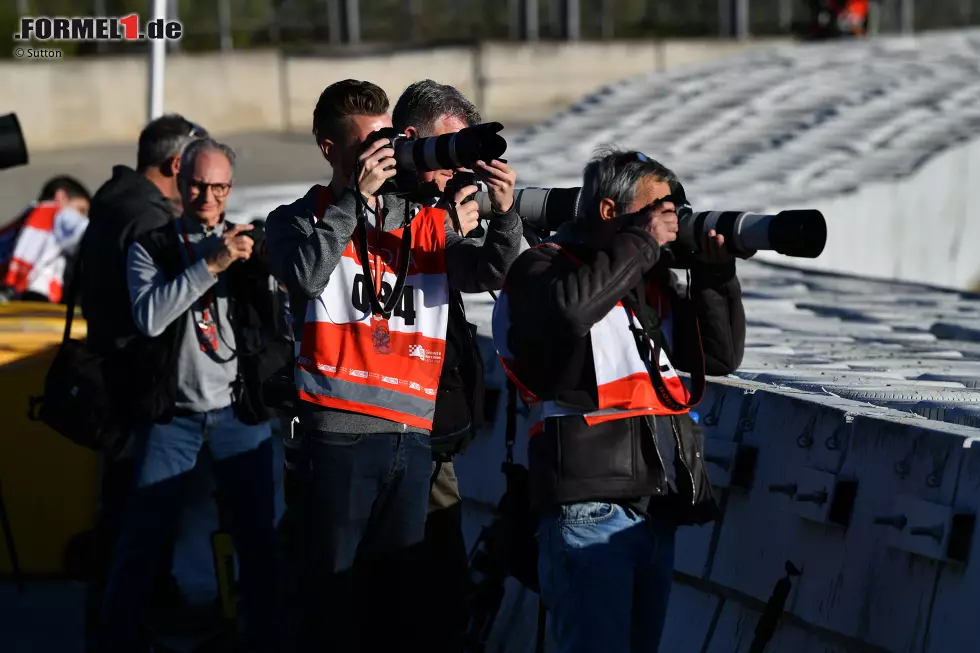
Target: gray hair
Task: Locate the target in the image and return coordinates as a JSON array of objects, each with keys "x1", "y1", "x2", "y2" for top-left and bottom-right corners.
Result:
[
  {"x1": 392, "y1": 79, "x2": 482, "y2": 136},
  {"x1": 579, "y1": 147, "x2": 678, "y2": 227},
  {"x1": 178, "y1": 138, "x2": 236, "y2": 181}
]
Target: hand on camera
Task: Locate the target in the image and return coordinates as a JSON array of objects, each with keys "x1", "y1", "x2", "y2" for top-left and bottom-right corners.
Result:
[
  {"x1": 638, "y1": 200, "x2": 678, "y2": 247},
  {"x1": 353, "y1": 138, "x2": 397, "y2": 199},
  {"x1": 698, "y1": 229, "x2": 738, "y2": 264},
  {"x1": 474, "y1": 159, "x2": 517, "y2": 213},
  {"x1": 452, "y1": 185, "x2": 482, "y2": 235},
  {"x1": 206, "y1": 223, "x2": 254, "y2": 275}
]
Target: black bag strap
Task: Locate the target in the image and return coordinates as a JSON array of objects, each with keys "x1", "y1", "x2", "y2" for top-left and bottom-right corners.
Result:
[
  {"x1": 621, "y1": 282, "x2": 706, "y2": 412},
  {"x1": 355, "y1": 199, "x2": 413, "y2": 319},
  {"x1": 60, "y1": 251, "x2": 84, "y2": 344},
  {"x1": 504, "y1": 378, "x2": 516, "y2": 467}
]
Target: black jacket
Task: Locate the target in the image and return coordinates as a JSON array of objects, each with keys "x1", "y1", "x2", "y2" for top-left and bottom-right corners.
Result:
[
  {"x1": 504, "y1": 226, "x2": 746, "y2": 522},
  {"x1": 119, "y1": 222, "x2": 292, "y2": 426},
  {"x1": 81, "y1": 165, "x2": 178, "y2": 354},
  {"x1": 430, "y1": 290, "x2": 485, "y2": 454}
]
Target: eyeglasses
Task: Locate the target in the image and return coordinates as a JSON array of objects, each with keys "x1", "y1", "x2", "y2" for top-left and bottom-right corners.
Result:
[
  {"x1": 187, "y1": 179, "x2": 231, "y2": 198},
  {"x1": 188, "y1": 122, "x2": 207, "y2": 138}
]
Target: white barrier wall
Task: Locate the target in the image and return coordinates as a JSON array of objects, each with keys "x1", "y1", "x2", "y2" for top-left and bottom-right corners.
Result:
[
  {"x1": 761, "y1": 136, "x2": 980, "y2": 290},
  {"x1": 456, "y1": 369, "x2": 980, "y2": 653}
]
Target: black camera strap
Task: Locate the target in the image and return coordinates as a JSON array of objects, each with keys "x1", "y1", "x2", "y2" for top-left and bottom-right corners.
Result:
[
  {"x1": 355, "y1": 200, "x2": 413, "y2": 320},
  {"x1": 622, "y1": 283, "x2": 705, "y2": 412}
]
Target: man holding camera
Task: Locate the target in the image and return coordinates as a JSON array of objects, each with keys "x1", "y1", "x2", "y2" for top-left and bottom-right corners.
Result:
[
  {"x1": 95, "y1": 138, "x2": 283, "y2": 653},
  {"x1": 494, "y1": 150, "x2": 746, "y2": 652},
  {"x1": 392, "y1": 78, "x2": 518, "y2": 652},
  {"x1": 265, "y1": 79, "x2": 522, "y2": 651}
]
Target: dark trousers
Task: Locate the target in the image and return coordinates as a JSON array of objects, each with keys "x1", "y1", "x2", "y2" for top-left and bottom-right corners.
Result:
[
  {"x1": 95, "y1": 409, "x2": 279, "y2": 653},
  {"x1": 84, "y1": 455, "x2": 177, "y2": 652},
  {"x1": 297, "y1": 430, "x2": 432, "y2": 652},
  {"x1": 425, "y1": 459, "x2": 470, "y2": 653}
]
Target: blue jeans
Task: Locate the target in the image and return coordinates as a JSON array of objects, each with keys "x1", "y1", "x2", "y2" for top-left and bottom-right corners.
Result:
[
  {"x1": 297, "y1": 430, "x2": 433, "y2": 652},
  {"x1": 537, "y1": 502, "x2": 677, "y2": 653},
  {"x1": 95, "y1": 407, "x2": 278, "y2": 653}
]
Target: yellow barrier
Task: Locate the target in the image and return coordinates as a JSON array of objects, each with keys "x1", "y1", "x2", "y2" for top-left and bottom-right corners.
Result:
[{"x1": 0, "y1": 302, "x2": 99, "y2": 576}]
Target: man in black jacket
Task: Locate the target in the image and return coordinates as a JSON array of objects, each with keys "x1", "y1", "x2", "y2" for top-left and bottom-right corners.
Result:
[
  {"x1": 392, "y1": 79, "x2": 517, "y2": 653},
  {"x1": 79, "y1": 113, "x2": 207, "y2": 651},
  {"x1": 494, "y1": 150, "x2": 746, "y2": 653},
  {"x1": 94, "y1": 138, "x2": 284, "y2": 653},
  {"x1": 82, "y1": 114, "x2": 207, "y2": 352}
]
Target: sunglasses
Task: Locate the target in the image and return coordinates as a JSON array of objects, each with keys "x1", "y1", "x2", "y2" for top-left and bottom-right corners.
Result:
[
  {"x1": 616, "y1": 151, "x2": 651, "y2": 166},
  {"x1": 188, "y1": 122, "x2": 207, "y2": 138}
]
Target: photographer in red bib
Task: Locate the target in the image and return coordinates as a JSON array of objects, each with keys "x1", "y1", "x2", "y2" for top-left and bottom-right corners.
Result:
[
  {"x1": 264, "y1": 79, "x2": 522, "y2": 652},
  {"x1": 493, "y1": 149, "x2": 747, "y2": 653}
]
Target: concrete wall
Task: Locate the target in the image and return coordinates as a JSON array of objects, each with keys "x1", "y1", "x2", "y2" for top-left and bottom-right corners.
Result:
[
  {"x1": 456, "y1": 370, "x2": 980, "y2": 653},
  {"x1": 1, "y1": 39, "x2": 786, "y2": 153},
  {"x1": 759, "y1": 136, "x2": 980, "y2": 291}
]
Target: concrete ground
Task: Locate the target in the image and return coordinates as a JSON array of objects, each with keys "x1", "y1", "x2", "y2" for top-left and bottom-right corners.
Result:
[{"x1": 0, "y1": 131, "x2": 329, "y2": 226}]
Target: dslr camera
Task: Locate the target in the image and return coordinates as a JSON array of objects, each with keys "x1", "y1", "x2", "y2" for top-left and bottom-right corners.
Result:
[
  {"x1": 360, "y1": 122, "x2": 507, "y2": 197},
  {"x1": 443, "y1": 170, "x2": 487, "y2": 239}
]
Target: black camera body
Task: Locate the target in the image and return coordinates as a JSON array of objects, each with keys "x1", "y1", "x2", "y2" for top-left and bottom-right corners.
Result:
[
  {"x1": 444, "y1": 170, "x2": 479, "y2": 203},
  {"x1": 360, "y1": 127, "x2": 419, "y2": 196},
  {"x1": 443, "y1": 171, "x2": 487, "y2": 239}
]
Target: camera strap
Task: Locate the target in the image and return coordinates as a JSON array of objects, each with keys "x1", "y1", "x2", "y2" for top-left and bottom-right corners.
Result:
[
  {"x1": 622, "y1": 283, "x2": 705, "y2": 412},
  {"x1": 354, "y1": 199, "x2": 413, "y2": 320}
]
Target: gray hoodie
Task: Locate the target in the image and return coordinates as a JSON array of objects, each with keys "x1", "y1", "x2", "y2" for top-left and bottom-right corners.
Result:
[
  {"x1": 127, "y1": 215, "x2": 238, "y2": 414},
  {"x1": 265, "y1": 186, "x2": 522, "y2": 435}
]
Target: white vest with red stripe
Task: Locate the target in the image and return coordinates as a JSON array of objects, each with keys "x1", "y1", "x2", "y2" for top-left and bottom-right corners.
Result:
[
  {"x1": 295, "y1": 185, "x2": 450, "y2": 430},
  {"x1": 492, "y1": 255, "x2": 692, "y2": 434},
  {"x1": 1, "y1": 202, "x2": 66, "y2": 302}
]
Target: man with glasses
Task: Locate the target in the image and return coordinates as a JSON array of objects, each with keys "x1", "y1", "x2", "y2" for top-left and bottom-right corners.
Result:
[
  {"x1": 492, "y1": 149, "x2": 747, "y2": 652},
  {"x1": 94, "y1": 138, "x2": 284, "y2": 653}
]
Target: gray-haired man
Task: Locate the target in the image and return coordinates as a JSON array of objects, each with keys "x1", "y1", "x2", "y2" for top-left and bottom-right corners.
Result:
[
  {"x1": 94, "y1": 139, "x2": 285, "y2": 653},
  {"x1": 495, "y1": 150, "x2": 746, "y2": 652},
  {"x1": 392, "y1": 79, "x2": 520, "y2": 652}
]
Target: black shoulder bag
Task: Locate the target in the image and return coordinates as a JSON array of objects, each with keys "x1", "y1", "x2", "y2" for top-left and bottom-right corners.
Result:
[{"x1": 27, "y1": 258, "x2": 127, "y2": 454}]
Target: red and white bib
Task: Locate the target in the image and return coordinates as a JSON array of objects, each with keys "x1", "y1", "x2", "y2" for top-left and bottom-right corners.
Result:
[
  {"x1": 492, "y1": 246, "x2": 694, "y2": 436},
  {"x1": 296, "y1": 185, "x2": 450, "y2": 429}
]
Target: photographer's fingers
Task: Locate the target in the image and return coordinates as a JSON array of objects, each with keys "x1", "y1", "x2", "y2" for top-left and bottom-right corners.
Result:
[
  {"x1": 476, "y1": 160, "x2": 517, "y2": 187},
  {"x1": 225, "y1": 223, "x2": 254, "y2": 239},
  {"x1": 478, "y1": 159, "x2": 515, "y2": 177},
  {"x1": 453, "y1": 185, "x2": 480, "y2": 206},
  {"x1": 230, "y1": 236, "x2": 254, "y2": 259},
  {"x1": 358, "y1": 138, "x2": 391, "y2": 164}
]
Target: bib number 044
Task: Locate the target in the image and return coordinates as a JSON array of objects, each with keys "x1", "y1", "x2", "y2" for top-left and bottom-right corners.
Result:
[{"x1": 351, "y1": 273, "x2": 416, "y2": 325}]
